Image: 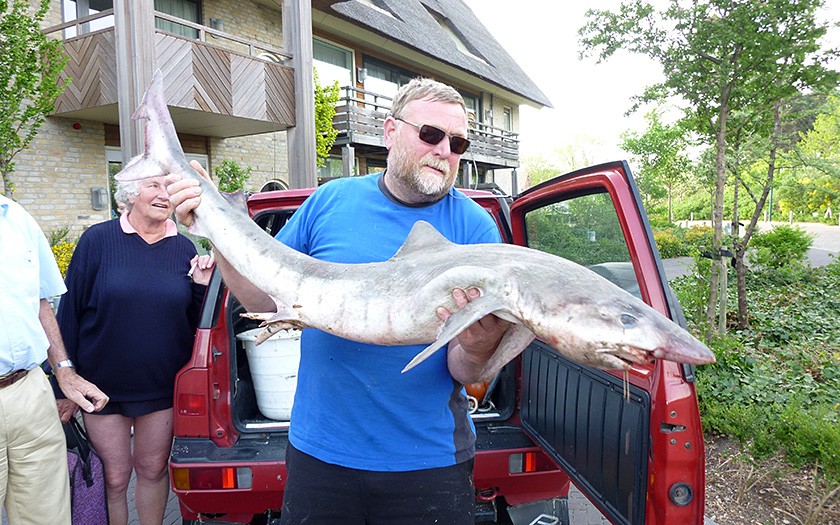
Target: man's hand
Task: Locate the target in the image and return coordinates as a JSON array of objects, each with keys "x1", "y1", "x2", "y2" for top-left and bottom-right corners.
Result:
[
  {"x1": 438, "y1": 287, "x2": 511, "y2": 385},
  {"x1": 56, "y1": 398, "x2": 79, "y2": 424},
  {"x1": 54, "y1": 367, "x2": 109, "y2": 415},
  {"x1": 166, "y1": 160, "x2": 214, "y2": 228}
]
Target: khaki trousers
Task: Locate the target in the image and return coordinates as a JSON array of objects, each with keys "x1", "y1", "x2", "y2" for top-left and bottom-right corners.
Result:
[{"x1": 0, "y1": 368, "x2": 71, "y2": 525}]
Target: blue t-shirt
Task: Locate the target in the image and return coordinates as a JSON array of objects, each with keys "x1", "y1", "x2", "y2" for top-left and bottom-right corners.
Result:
[{"x1": 276, "y1": 173, "x2": 500, "y2": 471}]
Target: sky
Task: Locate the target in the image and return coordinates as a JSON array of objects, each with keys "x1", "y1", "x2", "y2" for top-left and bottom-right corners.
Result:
[{"x1": 463, "y1": 1, "x2": 840, "y2": 165}]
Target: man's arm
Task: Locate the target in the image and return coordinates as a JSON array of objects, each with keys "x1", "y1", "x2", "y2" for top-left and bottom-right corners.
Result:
[
  {"x1": 39, "y1": 299, "x2": 109, "y2": 421},
  {"x1": 166, "y1": 161, "x2": 276, "y2": 313},
  {"x1": 442, "y1": 288, "x2": 510, "y2": 385}
]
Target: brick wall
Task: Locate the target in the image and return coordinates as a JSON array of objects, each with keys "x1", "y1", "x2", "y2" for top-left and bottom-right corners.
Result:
[
  {"x1": 13, "y1": 117, "x2": 111, "y2": 237},
  {"x1": 203, "y1": 0, "x2": 283, "y2": 54},
  {"x1": 210, "y1": 132, "x2": 289, "y2": 191}
]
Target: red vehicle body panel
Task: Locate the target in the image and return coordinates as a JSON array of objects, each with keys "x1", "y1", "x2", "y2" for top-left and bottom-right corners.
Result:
[{"x1": 170, "y1": 161, "x2": 707, "y2": 524}]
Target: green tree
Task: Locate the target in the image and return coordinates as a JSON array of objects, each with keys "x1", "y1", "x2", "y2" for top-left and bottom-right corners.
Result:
[
  {"x1": 313, "y1": 69, "x2": 340, "y2": 169},
  {"x1": 775, "y1": 93, "x2": 840, "y2": 221},
  {"x1": 0, "y1": 0, "x2": 69, "y2": 197},
  {"x1": 580, "y1": 0, "x2": 839, "y2": 336},
  {"x1": 522, "y1": 154, "x2": 559, "y2": 187},
  {"x1": 621, "y1": 109, "x2": 691, "y2": 222}
]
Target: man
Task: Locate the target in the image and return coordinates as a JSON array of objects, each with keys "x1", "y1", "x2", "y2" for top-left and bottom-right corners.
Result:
[
  {"x1": 168, "y1": 77, "x2": 509, "y2": 523},
  {"x1": 0, "y1": 195, "x2": 109, "y2": 524}
]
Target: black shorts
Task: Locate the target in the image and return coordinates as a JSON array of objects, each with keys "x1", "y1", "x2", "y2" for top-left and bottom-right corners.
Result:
[
  {"x1": 91, "y1": 397, "x2": 172, "y2": 418},
  {"x1": 279, "y1": 443, "x2": 475, "y2": 525}
]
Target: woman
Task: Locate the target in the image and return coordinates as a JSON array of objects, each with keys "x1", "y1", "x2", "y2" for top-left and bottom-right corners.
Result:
[{"x1": 57, "y1": 172, "x2": 214, "y2": 525}]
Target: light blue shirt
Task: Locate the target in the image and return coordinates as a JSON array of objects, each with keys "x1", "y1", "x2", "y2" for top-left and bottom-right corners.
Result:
[{"x1": 0, "y1": 195, "x2": 67, "y2": 374}]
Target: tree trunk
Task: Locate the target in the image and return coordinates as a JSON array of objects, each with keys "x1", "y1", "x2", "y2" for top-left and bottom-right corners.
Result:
[
  {"x1": 704, "y1": 101, "x2": 730, "y2": 338},
  {"x1": 1, "y1": 170, "x2": 13, "y2": 198},
  {"x1": 734, "y1": 99, "x2": 783, "y2": 328},
  {"x1": 734, "y1": 238, "x2": 749, "y2": 329}
]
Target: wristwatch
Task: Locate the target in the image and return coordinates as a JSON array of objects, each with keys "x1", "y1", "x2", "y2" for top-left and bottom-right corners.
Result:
[{"x1": 54, "y1": 359, "x2": 75, "y2": 371}]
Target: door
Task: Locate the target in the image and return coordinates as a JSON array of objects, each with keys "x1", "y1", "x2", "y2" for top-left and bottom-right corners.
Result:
[{"x1": 510, "y1": 161, "x2": 706, "y2": 524}]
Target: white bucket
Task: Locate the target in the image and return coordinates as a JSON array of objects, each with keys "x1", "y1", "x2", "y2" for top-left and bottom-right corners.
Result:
[{"x1": 236, "y1": 328, "x2": 301, "y2": 421}]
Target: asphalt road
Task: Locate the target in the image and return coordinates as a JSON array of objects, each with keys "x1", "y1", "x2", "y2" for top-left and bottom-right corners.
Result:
[{"x1": 678, "y1": 220, "x2": 839, "y2": 269}]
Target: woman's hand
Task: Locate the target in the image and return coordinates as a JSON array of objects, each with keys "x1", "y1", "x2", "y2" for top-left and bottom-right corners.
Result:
[{"x1": 189, "y1": 252, "x2": 216, "y2": 286}]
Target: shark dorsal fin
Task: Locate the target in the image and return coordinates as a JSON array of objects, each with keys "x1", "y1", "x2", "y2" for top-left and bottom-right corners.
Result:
[{"x1": 391, "y1": 221, "x2": 453, "y2": 260}]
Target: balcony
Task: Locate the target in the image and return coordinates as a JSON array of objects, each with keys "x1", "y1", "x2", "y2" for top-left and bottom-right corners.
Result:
[
  {"x1": 333, "y1": 86, "x2": 520, "y2": 169},
  {"x1": 43, "y1": 10, "x2": 295, "y2": 138}
]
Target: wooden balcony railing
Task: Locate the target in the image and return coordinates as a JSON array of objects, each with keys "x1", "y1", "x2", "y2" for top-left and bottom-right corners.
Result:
[
  {"x1": 44, "y1": 10, "x2": 290, "y2": 62},
  {"x1": 42, "y1": 10, "x2": 295, "y2": 133},
  {"x1": 332, "y1": 86, "x2": 520, "y2": 168}
]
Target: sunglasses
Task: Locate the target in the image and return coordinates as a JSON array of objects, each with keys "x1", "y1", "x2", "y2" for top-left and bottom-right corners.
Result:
[{"x1": 394, "y1": 117, "x2": 471, "y2": 155}]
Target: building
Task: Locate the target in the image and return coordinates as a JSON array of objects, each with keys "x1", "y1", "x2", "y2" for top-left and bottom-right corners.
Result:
[{"x1": 18, "y1": 0, "x2": 550, "y2": 235}]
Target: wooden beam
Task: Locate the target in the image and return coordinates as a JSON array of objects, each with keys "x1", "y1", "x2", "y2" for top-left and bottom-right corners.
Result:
[
  {"x1": 114, "y1": 0, "x2": 155, "y2": 164},
  {"x1": 283, "y1": 0, "x2": 316, "y2": 188}
]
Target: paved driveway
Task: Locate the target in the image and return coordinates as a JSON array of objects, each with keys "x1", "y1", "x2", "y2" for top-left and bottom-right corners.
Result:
[{"x1": 666, "y1": 221, "x2": 838, "y2": 280}]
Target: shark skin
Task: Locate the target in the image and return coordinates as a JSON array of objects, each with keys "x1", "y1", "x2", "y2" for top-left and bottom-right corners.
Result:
[{"x1": 115, "y1": 70, "x2": 716, "y2": 381}]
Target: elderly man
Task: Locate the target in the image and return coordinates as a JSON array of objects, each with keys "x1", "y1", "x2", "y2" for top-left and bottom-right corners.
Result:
[
  {"x1": 167, "y1": 77, "x2": 509, "y2": 524},
  {"x1": 0, "y1": 195, "x2": 108, "y2": 524}
]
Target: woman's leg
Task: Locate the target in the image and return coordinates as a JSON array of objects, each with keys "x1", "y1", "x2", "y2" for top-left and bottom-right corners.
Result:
[
  {"x1": 132, "y1": 408, "x2": 174, "y2": 525},
  {"x1": 82, "y1": 412, "x2": 134, "y2": 525}
]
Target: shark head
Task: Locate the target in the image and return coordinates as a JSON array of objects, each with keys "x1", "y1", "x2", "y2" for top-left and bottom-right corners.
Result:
[{"x1": 537, "y1": 293, "x2": 716, "y2": 370}]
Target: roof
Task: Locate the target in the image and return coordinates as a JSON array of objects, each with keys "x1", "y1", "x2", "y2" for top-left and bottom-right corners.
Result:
[{"x1": 311, "y1": 0, "x2": 553, "y2": 109}]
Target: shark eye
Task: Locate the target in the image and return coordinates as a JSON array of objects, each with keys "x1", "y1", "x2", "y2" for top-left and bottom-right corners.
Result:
[{"x1": 620, "y1": 314, "x2": 638, "y2": 329}]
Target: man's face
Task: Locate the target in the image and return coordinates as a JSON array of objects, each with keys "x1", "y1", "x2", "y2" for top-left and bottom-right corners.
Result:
[{"x1": 385, "y1": 98, "x2": 468, "y2": 202}]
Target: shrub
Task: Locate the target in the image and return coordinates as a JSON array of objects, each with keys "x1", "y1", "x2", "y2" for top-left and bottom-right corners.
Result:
[
  {"x1": 684, "y1": 225, "x2": 714, "y2": 255},
  {"x1": 47, "y1": 226, "x2": 76, "y2": 278},
  {"x1": 653, "y1": 228, "x2": 684, "y2": 258},
  {"x1": 689, "y1": 264, "x2": 840, "y2": 482},
  {"x1": 748, "y1": 225, "x2": 813, "y2": 270},
  {"x1": 214, "y1": 160, "x2": 252, "y2": 193},
  {"x1": 51, "y1": 241, "x2": 75, "y2": 278}
]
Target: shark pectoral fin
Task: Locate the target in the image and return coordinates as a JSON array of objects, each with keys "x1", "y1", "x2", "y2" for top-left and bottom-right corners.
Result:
[
  {"x1": 401, "y1": 295, "x2": 506, "y2": 373},
  {"x1": 478, "y1": 324, "x2": 536, "y2": 381}
]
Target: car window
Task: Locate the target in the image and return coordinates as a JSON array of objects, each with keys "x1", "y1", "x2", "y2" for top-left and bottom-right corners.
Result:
[
  {"x1": 255, "y1": 210, "x2": 296, "y2": 237},
  {"x1": 523, "y1": 190, "x2": 641, "y2": 299}
]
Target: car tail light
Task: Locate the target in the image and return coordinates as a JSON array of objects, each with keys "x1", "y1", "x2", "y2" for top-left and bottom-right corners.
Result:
[
  {"x1": 508, "y1": 452, "x2": 557, "y2": 474},
  {"x1": 172, "y1": 467, "x2": 252, "y2": 490},
  {"x1": 178, "y1": 393, "x2": 207, "y2": 416}
]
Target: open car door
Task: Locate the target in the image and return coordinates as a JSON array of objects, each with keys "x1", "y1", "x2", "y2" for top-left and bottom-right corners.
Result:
[{"x1": 509, "y1": 161, "x2": 706, "y2": 524}]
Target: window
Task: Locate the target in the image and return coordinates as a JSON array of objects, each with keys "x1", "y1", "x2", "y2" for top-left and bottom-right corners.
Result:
[
  {"x1": 524, "y1": 191, "x2": 641, "y2": 299},
  {"x1": 317, "y1": 155, "x2": 344, "y2": 181},
  {"x1": 314, "y1": 39, "x2": 353, "y2": 89},
  {"x1": 363, "y1": 57, "x2": 417, "y2": 102},
  {"x1": 62, "y1": 0, "x2": 200, "y2": 38},
  {"x1": 154, "y1": 0, "x2": 200, "y2": 39},
  {"x1": 503, "y1": 107, "x2": 512, "y2": 132},
  {"x1": 62, "y1": 0, "x2": 114, "y2": 37}
]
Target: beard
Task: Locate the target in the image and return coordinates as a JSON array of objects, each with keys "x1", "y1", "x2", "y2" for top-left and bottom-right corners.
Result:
[{"x1": 387, "y1": 141, "x2": 456, "y2": 201}]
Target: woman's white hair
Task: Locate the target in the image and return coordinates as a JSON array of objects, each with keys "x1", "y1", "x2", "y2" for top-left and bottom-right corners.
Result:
[{"x1": 113, "y1": 155, "x2": 164, "y2": 211}]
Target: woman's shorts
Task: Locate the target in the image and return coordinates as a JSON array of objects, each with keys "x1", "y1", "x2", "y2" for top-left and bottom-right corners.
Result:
[{"x1": 92, "y1": 397, "x2": 172, "y2": 418}]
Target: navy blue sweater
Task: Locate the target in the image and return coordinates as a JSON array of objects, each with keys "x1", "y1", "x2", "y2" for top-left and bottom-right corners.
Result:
[{"x1": 57, "y1": 219, "x2": 205, "y2": 401}]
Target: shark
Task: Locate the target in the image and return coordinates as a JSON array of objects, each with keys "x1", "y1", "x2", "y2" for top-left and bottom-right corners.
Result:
[{"x1": 115, "y1": 69, "x2": 715, "y2": 380}]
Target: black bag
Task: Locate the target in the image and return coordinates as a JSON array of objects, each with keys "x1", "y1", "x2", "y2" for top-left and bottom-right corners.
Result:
[{"x1": 65, "y1": 417, "x2": 109, "y2": 524}]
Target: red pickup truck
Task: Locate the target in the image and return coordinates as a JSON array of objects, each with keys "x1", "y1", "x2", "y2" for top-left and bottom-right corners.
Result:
[{"x1": 169, "y1": 160, "x2": 707, "y2": 524}]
